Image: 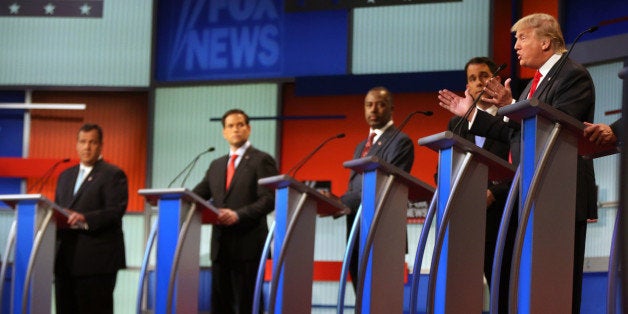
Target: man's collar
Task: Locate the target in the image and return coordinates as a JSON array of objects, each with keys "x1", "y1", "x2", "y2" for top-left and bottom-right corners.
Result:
[
  {"x1": 538, "y1": 54, "x2": 562, "y2": 77},
  {"x1": 230, "y1": 141, "x2": 251, "y2": 156},
  {"x1": 370, "y1": 120, "x2": 394, "y2": 135},
  {"x1": 478, "y1": 105, "x2": 498, "y2": 116}
]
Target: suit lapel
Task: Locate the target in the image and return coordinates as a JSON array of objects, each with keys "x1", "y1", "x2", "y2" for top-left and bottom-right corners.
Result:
[
  {"x1": 454, "y1": 117, "x2": 474, "y2": 142},
  {"x1": 64, "y1": 166, "x2": 80, "y2": 206},
  {"x1": 368, "y1": 126, "x2": 396, "y2": 157},
  {"x1": 69, "y1": 161, "x2": 101, "y2": 208},
  {"x1": 217, "y1": 155, "x2": 228, "y2": 189},
  {"x1": 348, "y1": 140, "x2": 367, "y2": 181},
  {"x1": 520, "y1": 81, "x2": 533, "y2": 101}
]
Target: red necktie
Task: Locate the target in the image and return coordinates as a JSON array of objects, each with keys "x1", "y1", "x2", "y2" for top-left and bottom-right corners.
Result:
[
  {"x1": 527, "y1": 70, "x2": 542, "y2": 99},
  {"x1": 360, "y1": 132, "x2": 377, "y2": 157},
  {"x1": 226, "y1": 154, "x2": 238, "y2": 189}
]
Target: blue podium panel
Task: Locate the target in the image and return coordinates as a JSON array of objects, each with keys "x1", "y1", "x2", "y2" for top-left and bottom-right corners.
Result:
[
  {"x1": 0, "y1": 195, "x2": 60, "y2": 314},
  {"x1": 271, "y1": 186, "x2": 317, "y2": 314},
  {"x1": 138, "y1": 188, "x2": 217, "y2": 314},
  {"x1": 516, "y1": 115, "x2": 577, "y2": 313},
  {"x1": 495, "y1": 98, "x2": 617, "y2": 313},
  {"x1": 343, "y1": 157, "x2": 435, "y2": 314},
  {"x1": 12, "y1": 201, "x2": 36, "y2": 314},
  {"x1": 419, "y1": 131, "x2": 515, "y2": 314},
  {"x1": 154, "y1": 197, "x2": 190, "y2": 314},
  {"x1": 359, "y1": 169, "x2": 408, "y2": 314},
  {"x1": 434, "y1": 147, "x2": 487, "y2": 314},
  {"x1": 260, "y1": 175, "x2": 348, "y2": 314}
]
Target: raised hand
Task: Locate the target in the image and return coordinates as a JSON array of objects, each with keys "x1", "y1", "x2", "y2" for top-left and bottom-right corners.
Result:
[
  {"x1": 438, "y1": 88, "x2": 474, "y2": 119},
  {"x1": 482, "y1": 77, "x2": 514, "y2": 107}
]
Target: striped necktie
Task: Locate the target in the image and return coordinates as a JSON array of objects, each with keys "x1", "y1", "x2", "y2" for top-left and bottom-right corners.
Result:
[{"x1": 360, "y1": 132, "x2": 377, "y2": 157}]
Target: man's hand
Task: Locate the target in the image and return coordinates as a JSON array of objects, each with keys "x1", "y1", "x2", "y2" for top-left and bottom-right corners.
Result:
[
  {"x1": 319, "y1": 190, "x2": 341, "y2": 201},
  {"x1": 583, "y1": 122, "x2": 617, "y2": 146},
  {"x1": 482, "y1": 77, "x2": 514, "y2": 108},
  {"x1": 486, "y1": 189, "x2": 495, "y2": 207},
  {"x1": 438, "y1": 89, "x2": 475, "y2": 119},
  {"x1": 66, "y1": 209, "x2": 87, "y2": 228},
  {"x1": 218, "y1": 208, "x2": 239, "y2": 226}
]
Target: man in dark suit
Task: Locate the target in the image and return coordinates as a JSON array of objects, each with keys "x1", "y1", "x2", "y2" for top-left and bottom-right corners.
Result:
[
  {"x1": 55, "y1": 123, "x2": 128, "y2": 314},
  {"x1": 339, "y1": 86, "x2": 414, "y2": 292},
  {"x1": 438, "y1": 13, "x2": 596, "y2": 313},
  {"x1": 192, "y1": 109, "x2": 278, "y2": 314},
  {"x1": 446, "y1": 57, "x2": 512, "y2": 298}
]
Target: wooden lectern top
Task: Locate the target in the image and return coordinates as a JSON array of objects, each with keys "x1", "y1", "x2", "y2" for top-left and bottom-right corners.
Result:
[
  {"x1": 258, "y1": 174, "x2": 350, "y2": 217},
  {"x1": 498, "y1": 98, "x2": 618, "y2": 159},
  {"x1": 0, "y1": 193, "x2": 88, "y2": 229},
  {"x1": 138, "y1": 188, "x2": 220, "y2": 223},
  {"x1": 343, "y1": 156, "x2": 435, "y2": 202},
  {"x1": 419, "y1": 131, "x2": 516, "y2": 182}
]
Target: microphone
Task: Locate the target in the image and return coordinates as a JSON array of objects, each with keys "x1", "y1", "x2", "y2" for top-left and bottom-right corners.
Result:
[
  {"x1": 534, "y1": 25, "x2": 598, "y2": 100},
  {"x1": 452, "y1": 63, "x2": 507, "y2": 135},
  {"x1": 168, "y1": 147, "x2": 215, "y2": 188},
  {"x1": 29, "y1": 158, "x2": 71, "y2": 193},
  {"x1": 372, "y1": 110, "x2": 434, "y2": 156},
  {"x1": 288, "y1": 133, "x2": 345, "y2": 178}
]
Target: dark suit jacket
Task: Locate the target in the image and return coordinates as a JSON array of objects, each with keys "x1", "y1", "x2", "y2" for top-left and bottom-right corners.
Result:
[
  {"x1": 448, "y1": 115, "x2": 510, "y2": 242},
  {"x1": 193, "y1": 146, "x2": 278, "y2": 262},
  {"x1": 54, "y1": 159, "x2": 128, "y2": 276},
  {"x1": 470, "y1": 58, "x2": 597, "y2": 221},
  {"x1": 611, "y1": 118, "x2": 623, "y2": 144},
  {"x1": 341, "y1": 126, "x2": 415, "y2": 230}
]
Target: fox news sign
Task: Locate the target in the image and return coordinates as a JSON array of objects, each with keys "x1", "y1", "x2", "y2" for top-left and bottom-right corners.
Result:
[
  {"x1": 285, "y1": 0, "x2": 459, "y2": 12},
  {"x1": 156, "y1": 0, "x2": 348, "y2": 82}
]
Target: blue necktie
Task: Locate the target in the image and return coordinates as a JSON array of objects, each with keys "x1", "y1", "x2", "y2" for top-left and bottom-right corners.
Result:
[
  {"x1": 74, "y1": 168, "x2": 85, "y2": 194},
  {"x1": 475, "y1": 135, "x2": 486, "y2": 148}
]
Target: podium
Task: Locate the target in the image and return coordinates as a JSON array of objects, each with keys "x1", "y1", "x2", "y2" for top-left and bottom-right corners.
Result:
[
  {"x1": 496, "y1": 98, "x2": 617, "y2": 313},
  {"x1": 136, "y1": 188, "x2": 219, "y2": 314},
  {"x1": 258, "y1": 174, "x2": 349, "y2": 314},
  {"x1": 418, "y1": 131, "x2": 515, "y2": 313},
  {"x1": 0, "y1": 194, "x2": 77, "y2": 314},
  {"x1": 342, "y1": 156, "x2": 434, "y2": 314}
]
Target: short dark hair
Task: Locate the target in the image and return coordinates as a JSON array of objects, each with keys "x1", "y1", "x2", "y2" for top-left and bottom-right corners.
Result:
[
  {"x1": 221, "y1": 109, "x2": 250, "y2": 127},
  {"x1": 367, "y1": 86, "x2": 394, "y2": 107},
  {"x1": 464, "y1": 57, "x2": 498, "y2": 77},
  {"x1": 78, "y1": 123, "x2": 103, "y2": 142}
]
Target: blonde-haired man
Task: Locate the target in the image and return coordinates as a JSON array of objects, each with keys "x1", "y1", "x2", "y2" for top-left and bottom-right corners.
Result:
[{"x1": 438, "y1": 13, "x2": 596, "y2": 313}]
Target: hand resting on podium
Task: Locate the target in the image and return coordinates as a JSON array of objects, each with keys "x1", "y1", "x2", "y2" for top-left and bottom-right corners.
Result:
[{"x1": 57, "y1": 208, "x2": 89, "y2": 230}]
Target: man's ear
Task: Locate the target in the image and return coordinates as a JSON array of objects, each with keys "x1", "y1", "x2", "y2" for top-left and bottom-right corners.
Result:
[{"x1": 541, "y1": 39, "x2": 551, "y2": 51}]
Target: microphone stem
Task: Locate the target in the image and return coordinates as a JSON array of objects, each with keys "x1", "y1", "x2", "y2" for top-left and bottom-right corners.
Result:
[
  {"x1": 168, "y1": 149, "x2": 214, "y2": 188},
  {"x1": 535, "y1": 26, "x2": 596, "y2": 100},
  {"x1": 453, "y1": 91, "x2": 485, "y2": 135},
  {"x1": 290, "y1": 137, "x2": 334, "y2": 178},
  {"x1": 375, "y1": 111, "x2": 428, "y2": 156},
  {"x1": 180, "y1": 156, "x2": 201, "y2": 187},
  {"x1": 451, "y1": 63, "x2": 506, "y2": 134},
  {"x1": 289, "y1": 134, "x2": 345, "y2": 178}
]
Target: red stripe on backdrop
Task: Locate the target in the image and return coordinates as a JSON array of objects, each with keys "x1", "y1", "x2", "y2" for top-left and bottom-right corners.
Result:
[
  {"x1": 264, "y1": 260, "x2": 409, "y2": 283},
  {"x1": 0, "y1": 157, "x2": 77, "y2": 178}
]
